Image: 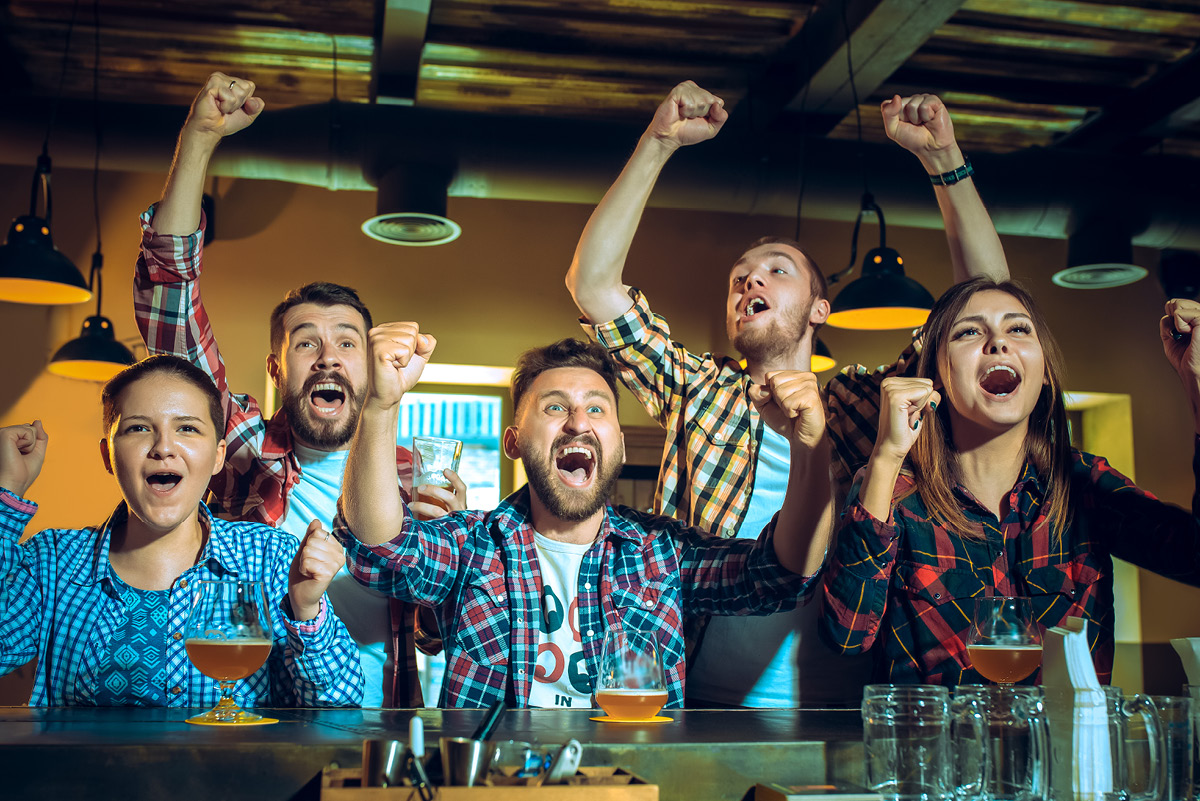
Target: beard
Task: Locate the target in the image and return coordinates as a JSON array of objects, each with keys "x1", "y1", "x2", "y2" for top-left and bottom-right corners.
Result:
[
  {"x1": 281, "y1": 371, "x2": 366, "y2": 450},
  {"x1": 520, "y1": 434, "x2": 624, "y2": 522},
  {"x1": 732, "y1": 296, "x2": 813, "y2": 363}
]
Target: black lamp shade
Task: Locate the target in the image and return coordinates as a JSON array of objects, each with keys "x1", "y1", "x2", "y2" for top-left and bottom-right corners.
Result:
[
  {"x1": 0, "y1": 215, "x2": 92, "y2": 305},
  {"x1": 48, "y1": 315, "x2": 136, "y2": 381},
  {"x1": 827, "y1": 247, "x2": 934, "y2": 330}
]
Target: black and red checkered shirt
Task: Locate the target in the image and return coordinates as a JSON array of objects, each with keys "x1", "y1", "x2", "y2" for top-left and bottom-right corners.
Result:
[{"x1": 821, "y1": 445, "x2": 1200, "y2": 686}]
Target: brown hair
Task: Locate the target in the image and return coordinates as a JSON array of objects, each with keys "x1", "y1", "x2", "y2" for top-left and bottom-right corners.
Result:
[
  {"x1": 511, "y1": 339, "x2": 621, "y2": 413},
  {"x1": 268, "y1": 282, "x2": 373, "y2": 354},
  {"x1": 904, "y1": 278, "x2": 1072, "y2": 539},
  {"x1": 102, "y1": 355, "x2": 225, "y2": 435}
]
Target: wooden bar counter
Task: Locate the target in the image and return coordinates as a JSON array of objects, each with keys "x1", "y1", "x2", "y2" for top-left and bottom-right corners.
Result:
[{"x1": 0, "y1": 706, "x2": 865, "y2": 800}]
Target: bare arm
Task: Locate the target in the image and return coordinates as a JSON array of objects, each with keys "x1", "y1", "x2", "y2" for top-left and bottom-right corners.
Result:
[
  {"x1": 882, "y1": 94, "x2": 1008, "y2": 284},
  {"x1": 566, "y1": 81, "x2": 728, "y2": 324},
  {"x1": 342, "y1": 323, "x2": 435, "y2": 546},
  {"x1": 860, "y1": 377, "x2": 939, "y2": 521},
  {"x1": 152, "y1": 72, "x2": 264, "y2": 236}
]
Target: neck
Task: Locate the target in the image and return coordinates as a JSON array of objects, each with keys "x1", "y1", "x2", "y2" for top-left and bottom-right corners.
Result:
[
  {"x1": 109, "y1": 507, "x2": 207, "y2": 591},
  {"x1": 949, "y1": 414, "x2": 1029, "y2": 515},
  {"x1": 527, "y1": 492, "x2": 605, "y2": 546},
  {"x1": 743, "y1": 338, "x2": 813, "y2": 385}
]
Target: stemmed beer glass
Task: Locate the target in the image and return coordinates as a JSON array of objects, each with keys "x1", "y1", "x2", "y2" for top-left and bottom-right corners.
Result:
[
  {"x1": 184, "y1": 580, "x2": 275, "y2": 725},
  {"x1": 966, "y1": 596, "x2": 1042, "y2": 684},
  {"x1": 594, "y1": 625, "x2": 668, "y2": 722}
]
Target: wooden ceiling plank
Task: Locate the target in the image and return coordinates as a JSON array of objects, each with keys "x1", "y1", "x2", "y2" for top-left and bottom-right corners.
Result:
[{"x1": 962, "y1": 0, "x2": 1200, "y2": 37}]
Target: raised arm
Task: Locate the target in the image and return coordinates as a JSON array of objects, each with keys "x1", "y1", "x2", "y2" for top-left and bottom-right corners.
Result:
[
  {"x1": 882, "y1": 94, "x2": 1008, "y2": 284},
  {"x1": 566, "y1": 81, "x2": 728, "y2": 324},
  {"x1": 154, "y1": 73, "x2": 264, "y2": 235},
  {"x1": 342, "y1": 323, "x2": 435, "y2": 546}
]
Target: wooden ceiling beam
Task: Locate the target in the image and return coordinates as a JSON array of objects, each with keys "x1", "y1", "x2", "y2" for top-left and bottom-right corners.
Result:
[
  {"x1": 742, "y1": 0, "x2": 966, "y2": 131},
  {"x1": 372, "y1": 0, "x2": 432, "y2": 105}
]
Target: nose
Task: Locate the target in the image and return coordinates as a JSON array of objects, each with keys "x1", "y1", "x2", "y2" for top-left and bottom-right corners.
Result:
[
  {"x1": 149, "y1": 428, "x2": 175, "y2": 460},
  {"x1": 745, "y1": 269, "x2": 767, "y2": 289},
  {"x1": 563, "y1": 407, "x2": 592, "y2": 435},
  {"x1": 987, "y1": 333, "x2": 1009, "y2": 353},
  {"x1": 314, "y1": 340, "x2": 342, "y2": 370}
]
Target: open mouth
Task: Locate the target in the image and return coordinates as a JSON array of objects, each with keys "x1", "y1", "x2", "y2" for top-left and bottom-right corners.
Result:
[
  {"x1": 146, "y1": 471, "x2": 182, "y2": 493},
  {"x1": 742, "y1": 297, "x2": 770, "y2": 319},
  {"x1": 309, "y1": 381, "x2": 346, "y2": 416},
  {"x1": 979, "y1": 365, "x2": 1021, "y2": 397},
  {"x1": 555, "y1": 444, "x2": 596, "y2": 487}
]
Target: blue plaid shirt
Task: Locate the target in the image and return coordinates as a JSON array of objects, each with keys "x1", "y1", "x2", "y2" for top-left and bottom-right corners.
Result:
[
  {"x1": 0, "y1": 490, "x2": 364, "y2": 708},
  {"x1": 334, "y1": 486, "x2": 814, "y2": 709}
]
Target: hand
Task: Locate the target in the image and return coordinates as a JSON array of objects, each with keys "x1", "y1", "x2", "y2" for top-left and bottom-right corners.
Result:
[
  {"x1": 645, "y1": 80, "x2": 728, "y2": 151},
  {"x1": 874, "y1": 377, "x2": 940, "y2": 465},
  {"x1": 287, "y1": 520, "x2": 346, "y2": 621},
  {"x1": 365, "y1": 322, "x2": 436, "y2": 411},
  {"x1": 881, "y1": 94, "x2": 961, "y2": 173},
  {"x1": 749, "y1": 371, "x2": 825, "y2": 451},
  {"x1": 182, "y1": 72, "x2": 265, "y2": 148},
  {"x1": 409, "y1": 468, "x2": 468, "y2": 519},
  {"x1": 0, "y1": 421, "x2": 48, "y2": 499},
  {"x1": 1161, "y1": 298, "x2": 1200, "y2": 396}
]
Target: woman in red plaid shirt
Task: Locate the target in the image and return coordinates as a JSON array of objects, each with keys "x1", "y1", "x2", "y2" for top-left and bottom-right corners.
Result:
[{"x1": 821, "y1": 280, "x2": 1200, "y2": 686}]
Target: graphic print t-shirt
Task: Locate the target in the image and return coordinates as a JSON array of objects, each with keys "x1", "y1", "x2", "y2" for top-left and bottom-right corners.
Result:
[{"x1": 527, "y1": 532, "x2": 592, "y2": 709}]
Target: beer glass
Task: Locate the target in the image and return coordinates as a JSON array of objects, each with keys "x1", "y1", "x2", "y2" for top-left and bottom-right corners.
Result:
[
  {"x1": 862, "y1": 684, "x2": 956, "y2": 801},
  {"x1": 967, "y1": 597, "x2": 1042, "y2": 684},
  {"x1": 184, "y1": 580, "x2": 274, "y2": 725},
  {"x1": 594, "y1": 625, "x2": 668, "y2": 721},
  {"x1": 412, "y1": 436, "x2": 463, "y2": 519},
  {"x1": 953, "y1": 685, "x2": 1048, "y2": 801}
]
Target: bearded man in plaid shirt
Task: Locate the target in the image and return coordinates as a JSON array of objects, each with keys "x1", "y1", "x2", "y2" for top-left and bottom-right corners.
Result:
[
  {"x1": 133, "y1": 73, "x2": 466, "y2": 707},
  {"x1": 335, "y1": 334, "x2": 831, "y2": 709},
  {"x1": 566, "y1": 81, "x2": 1010, "y2": 707}
]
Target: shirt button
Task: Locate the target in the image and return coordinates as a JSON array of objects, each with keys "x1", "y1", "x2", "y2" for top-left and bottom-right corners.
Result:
[
  {"x1": 170, "y1": 686, "x2": 182, "y2": 695},
  {"x1": 933, "y1": 593, "x2": 941, "y2": 599},
  {"x1": 583, "y1": 582, "x2": 591, "y2": 590},
  {"x1": 516, "y1": 617, "x2": 523, "y2": 625},
  {"x1": 178, "y1": 578, "x2": 189, "y2": 589},
  {"x1": 586, "y1": 630, "x2": 594, "y2": 637},
  {"x1": 172, "y1": 633, "x2": 182, "y2": 641},
  {"x1": 644, "y1": 600, "x2": 654, "y2": 608},
  {"x1": 518, "y1": 669, "x2": 525, "y2": 675},
  {"x1": 723, "y1": 527, "x2": 735, "y2": 537}
]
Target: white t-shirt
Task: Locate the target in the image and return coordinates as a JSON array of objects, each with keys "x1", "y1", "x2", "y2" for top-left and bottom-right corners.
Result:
[
  {"x1": 685, "y1": 423, "x2": 860, "y2": 707},
  {"x1": 281, "y1": 441, "x2": 391, "y2": 707},
  {"x1": 527, "y1": 532, "x2": 592, "y2": 709}
]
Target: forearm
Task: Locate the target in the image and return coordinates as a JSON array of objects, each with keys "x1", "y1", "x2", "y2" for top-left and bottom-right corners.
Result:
[
  {"x1": 918, "y1": 145, "x2": 1009, "y2": 284},
  {"x1": 153, "y1": 131, "x2": 219, "y2": 235},
  {"x1": 343, "y1": 404, "x2": 405, "y2": 546},
  {"x1": 277, "y1": 599, "x2": 365, "y2": 707},
  {"x1": 566, "y1": 135, "x2": 676, "y2": 323},
  {"x1": 0, "y1": 494, "x2": 43, "y2": 671},
  {"x1": 859, "y1": 451, "x2": 905, "y2": 523},
  {"x1": 774, "y1": 436, "x2": 835, "y2": 576},
  {"x1": 820, "y1": 504, "x2": 900, "y2": 654}
]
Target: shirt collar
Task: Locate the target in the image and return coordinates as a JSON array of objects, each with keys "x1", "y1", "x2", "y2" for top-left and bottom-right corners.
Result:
[
  {"x1": 261, "y1": 408, "x2": 295, "y2": 461},
  {"x1": 488, "y1": 486, "x2": 648, "y2": 547},
  {"x1": 952, "y1": 460, "x2": 1045, "y2": 511}
]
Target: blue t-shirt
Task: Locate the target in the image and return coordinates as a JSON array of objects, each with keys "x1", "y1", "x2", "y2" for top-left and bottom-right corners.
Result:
[{"x1": 92, "y1": 572, "x2": 170, "y2": 706}]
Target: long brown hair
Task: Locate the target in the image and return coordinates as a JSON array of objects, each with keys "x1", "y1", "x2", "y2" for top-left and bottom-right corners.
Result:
[{"x1": 904, "y1": 279, "x2": 1073, "y2": 539}]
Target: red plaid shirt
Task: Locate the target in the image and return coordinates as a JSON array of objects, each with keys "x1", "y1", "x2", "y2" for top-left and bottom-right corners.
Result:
[
  {"x1": 134, "y1": 205, "x2": 428, "y2": 706},
  {"x1": 821, "y1": 446, "x2": 1200, "y2": 686}
]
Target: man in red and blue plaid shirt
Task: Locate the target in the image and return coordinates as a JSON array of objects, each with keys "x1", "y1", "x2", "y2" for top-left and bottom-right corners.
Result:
[
  {"x1": 567, "y1": 81, "x2": 1010, "y2": 707},
  {"x1": 336, "y1": 335, "x2": 831, "y2": 709},
  {"x1": 133, "y1": 73, "x2": 463, "y2": 708}
]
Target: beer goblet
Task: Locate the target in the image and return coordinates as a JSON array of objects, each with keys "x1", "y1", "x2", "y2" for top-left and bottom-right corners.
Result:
[
  {"x1": 966, "y1": 596, "x2": 1042, "y2": 684},
  {"x1": 593, "y1": 625, "x2": 669, "y2": 722},
  {"x1": 184, "y1": 579, "x2": 275, "y2": 725}
]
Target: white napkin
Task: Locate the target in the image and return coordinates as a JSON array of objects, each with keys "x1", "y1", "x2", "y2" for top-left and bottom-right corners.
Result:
[
  {"x1": 1171, "y1": 638, "x2": 1200, "y2": 687},
  {"x1": 1042, "y1": 616, "x2": 1111, "y2": 801}
]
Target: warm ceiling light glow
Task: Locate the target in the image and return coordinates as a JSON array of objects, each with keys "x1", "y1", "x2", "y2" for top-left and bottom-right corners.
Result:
[{"x1": 825, "y1": 306, "x2": 930, "y2": 331}]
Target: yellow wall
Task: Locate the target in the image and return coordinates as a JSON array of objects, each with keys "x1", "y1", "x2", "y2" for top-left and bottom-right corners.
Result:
[{"x1": 2, "y1": 160, "x2": 1198, "y2": 651}]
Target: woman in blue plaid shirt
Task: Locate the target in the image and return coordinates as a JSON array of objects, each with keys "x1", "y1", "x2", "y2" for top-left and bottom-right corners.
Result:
[{"x1": 0, "y1": 355, "x2": 363, "y2": 707}]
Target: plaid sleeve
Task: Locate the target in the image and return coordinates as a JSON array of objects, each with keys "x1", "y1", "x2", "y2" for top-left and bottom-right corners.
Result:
[
  {"x1": 582, "y1": 288, "x2": 717, "y2": 426},
  {"x1": 263, "y1": 532, "x2": 364, "y2": 707},
  {"x1": 820, "y1": 476, "x2": 902, "y2": 655},
  {"x1": 1078, "y1": 443, "x2": 1200, "y2": 583},
  {"x1": 824, "y1": 333, "x2": 922, "y2": 504},
  {"x1": 0, "y1": 490, "x2": 44, "y2": 673},
  {"x1": 333, "y1": 500, "x2": 473, "y2": 607},
  {"x1": 672, "y1": 513, "x2": 816, "y2": 616}
]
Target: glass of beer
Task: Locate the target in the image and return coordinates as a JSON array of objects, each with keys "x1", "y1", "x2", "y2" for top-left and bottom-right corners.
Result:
[
  {"x1": 966, "y1": 596, "x2": 1042, "y2": 684},
  {"x1": 412, "y1": 436, "x2": 463, "y2": 520},
  {"x1": 594, "y1": 625, "x2": 668, "y2": 721},
  {"x1": 184, "y1": 580, "x2": 275, "y2": 724}
]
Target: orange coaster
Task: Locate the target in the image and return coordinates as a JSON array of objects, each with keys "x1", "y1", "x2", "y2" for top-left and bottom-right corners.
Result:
[
  {"x1": 589, "y1": 715, "x2": 671, "y2": 724},
  {"x1": 186, "y1": 716, "x2": 279, "y2": 726}
]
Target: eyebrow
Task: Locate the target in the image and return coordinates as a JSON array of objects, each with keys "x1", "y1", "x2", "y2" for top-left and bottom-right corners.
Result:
[
  {"x1": 953, "y1": 312, "x2": 1033, "y2": 326},
  {"x1": 288, "y1": 321, "x2": 364, "y2": 340},
  {"x1": 732, "y1": 250, "x2": 798, "y2": 272},
  {"x1": 539, "y1": 389, "x2": 614, "y2": 405},
  {"x1": 120, "y1": 414, "x2": 207, "y2": 424}
]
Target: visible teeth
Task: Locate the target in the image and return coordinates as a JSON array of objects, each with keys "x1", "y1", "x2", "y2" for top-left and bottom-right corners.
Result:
[
  {"x1": 313, "y1": 382, "x2": 342, "y2": 393},
  {"x1": 560, "y1": 447, "x2": 593, "y2": 460},
  {"x1": 745, "y1": 299, "x2": 766, "y2": 316},
  {"x1": 985, "y1": 365, "x2": 1018, "y2": 378}
]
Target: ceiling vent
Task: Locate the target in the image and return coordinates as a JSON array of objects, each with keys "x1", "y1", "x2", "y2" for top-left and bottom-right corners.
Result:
[{"x1": 361, "y1": 163, "x2": 461, "y2": 247}]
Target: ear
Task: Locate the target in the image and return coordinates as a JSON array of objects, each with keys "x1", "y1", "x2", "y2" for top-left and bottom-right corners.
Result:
[
  {"x1": 810, "y1": 297, "x2": 831, "y2": 326},
  {"x1": 620, "y1": 431, "x2": 626, "y2": 466},
  {"x1": 502, "y1": 426, "x2": 521, "y2": 461},
  {"x1": 99, "y1": 439, "x2": 113, "y2": 475},
  {"x1": 211, "y1": 438, "x2": 227, "y2": 476},
  {"x1": 266, "y1": 352, "x2": 282, "y2": 389}
]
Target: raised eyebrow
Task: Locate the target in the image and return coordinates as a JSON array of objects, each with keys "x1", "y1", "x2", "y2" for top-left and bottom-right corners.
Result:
[
  {"x1": 287, "y1": 322, "x2": 364, "y2": 341},
  {"x1": 120, "y1": 414, "x2": 207, "y2": 425},
  {"x1": 732, "y1": 250, "x2": 799, "y2": 272}
]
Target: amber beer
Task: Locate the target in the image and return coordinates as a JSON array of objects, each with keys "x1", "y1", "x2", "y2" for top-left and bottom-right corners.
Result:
[
  {"x1": 967, "y1": 643, "x2": 1043, "y2": 683},
  {"x1": 596, "y1": 688, "x2": 668, "y2": 720},
  {"x1": 413, "y1": 481, "x2": 453, "y2": 521},
  {"x1": 185, "y1": 638, "x2": 273, "y2": 681}
]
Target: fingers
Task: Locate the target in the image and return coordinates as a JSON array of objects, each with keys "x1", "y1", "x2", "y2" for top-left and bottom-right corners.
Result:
[
  {"x1": 670, "y1": 80, "x2": 723, "y2": 120},
  {"x1": 443, "y1": 468, "x2": 468, "y2": 507},
  {"x1": 1, "y1": 421, "x2": 46, "y2": 454},
  {"x1": 883, "y1": 377, "x2": 939, "y2": 428},
  {"x1": 1164, "y1": 298, "x2": 1200, "y2": 341},
  {"x1": 414, "y1": 483, "x2": 458, "y2": 517},
  {"x1": 763, "y1": 371, "x2": 822, "y2": 417},
  {"x1": 294, "y1": 521, "x2": 346, "y2": 581},
  {"x1": 369, "y1": 322, "x2": 431, "y2": 369}
]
